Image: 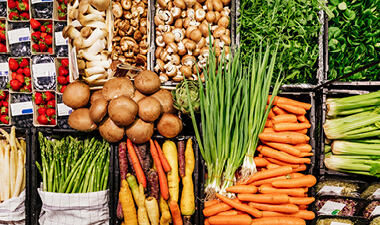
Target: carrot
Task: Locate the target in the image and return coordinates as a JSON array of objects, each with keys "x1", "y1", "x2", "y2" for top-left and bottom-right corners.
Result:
[
  {"x1": 259, "y1": 146, "x2": 311, "y2": 164},
  {"x1": 216, "y1": 210, "x2": 238, "y2": 216},
  {"x1": 265, "y1": 119, "x2": 273, "y2": 128},
  {"x1": 248, "y1": 202, "x2": 299, "y2": 214},
  {"x1": 266, "y1": 164, "x2": 281, "y2": 170},
  {"x1": 288, "y1": 197, "x2": 315, "y2": 205},
  {"x1": 208, "y1": 215, "x2": 252, "y2": 225},
  {"x1": 205, "y1": 219, "x2": 210, "y2": 225},
  {"x1": 277, "y1": 104, "x2": 306, "y2": 115},
  {"x1": 226, "y1": 185, "x2": 257, "y2": 194},
  {"x1": 261, "y1": 210, "x2": 315, "y2": 220},
  {"x1": 254, "y1": 157, "x2": 269, "y2": 167},
  {"x1": 265, "y1": 158, "x2": 300, "y2": 169},
  {"x1": 263, "y1": 128, "x2": 275, "y2": 133},
  {"x1": 298, "y1": 205, "x2": 308, "y2": 210},
  {"x1": 266, "y1": 106, "x2": 276, "y2": 119},
  {"x1": 126, "y1": 139, "x2": 147, "y2": 188},
  {"x1": 272, "y1": 175, "x2": 316, "y2": 188},
  {"x1": 297, "y1": 115, "x2": 309, "y2": 123},
  {"x1": 293, "y1": 164, "x2": 307, "y2": 172},
  {"x1": 243, "y1": 166, "x2": 293, "y2": 185},
  {"x1": 259, "y1": 184, "x2": 306, "y2": 197},
  {"x1": 273, "y1": 106, "x2": 288, "y2": 115},
  {"x1": 169, "y1": 200, "x2": 183, "y2": 225},
  {"x1": 269, "y1": 95, "x2": 312, "y2": 110},
  {"x1": 259, "y1": 132, "x2": 309, "y2": 145},
  {"x1": 249, "y1": 173, "x2": 305, "y2": 187},
  {"x1": 238, "y1": 193, "x2": 289, "y2": 204},
  {"x1": 271, "y1": 114, "x2": 297, "y2": 124},
  {"x1": 251, "y1": 216, "x2": 306, "y2": 225},
  {"x1": 154, "y1": 140, "x2": 172, "y2": 172},
  {"x1": 215, "y1": 193, "x2": 262, "y2": 218},
  {"x1": 299, "y1": 152, "x2": 313, "y2": 157},
  {"x1": 273, "y1": 123, "x2": 311, "y2": 132},
  {"x1": 149, "y1": 139, "x2": 169, "y2": 200},
  {"x1": 295, "y1": 129, "x2": 308, "y2": 134},
  {"x1": 203, "y1": 202, "x2": 233, "y2": 217},
  {"x1": 294, "y1": 144, "x2": 312, "y2": 152},
  {"x1": 205, "y1": 199, "x2": 220, "y2": 208},
  {"x1": 263, "y1": 142, "x2": 301, "y2": 157}
]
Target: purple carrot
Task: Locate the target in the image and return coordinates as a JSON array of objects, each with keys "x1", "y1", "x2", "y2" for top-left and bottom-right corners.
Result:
[
  {"x1": 126, "y1": 150, "x2": 136, "y2": 177},
  {"x1": 117, "y1": 201, "x2": 123, "y2": 220},
  {"x1": 177, "y1": 140, "x2": 186, "y2": 178},
  {"x1": 147, "y1": 169, "x2": 159, "y2": 201},
  {"x1": 140, "y1": 144, "x2": 152, "y2": 174},
  {"x1": 119, "y1": 142, "x2": 128, "y2": 182},
  {"x1": 133, "y1": 143, "x2": 145, "y2": 172}
]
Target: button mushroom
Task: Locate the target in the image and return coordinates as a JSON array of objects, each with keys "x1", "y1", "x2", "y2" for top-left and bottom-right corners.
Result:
[
  {"x1": 206, "y1": 11, "x2": 215, "y2": 23},
  {"x1": 155, "y1": 46, "x2": 164, "y2": 59},
  {"x1": 185, "y1": 25, "x2": 197, "y2": 38},
  {"x1": 218, "y1": 16, "x2": 229, "y2": 28},
  {"x1": 171, "y1": 54, "x2": 181, "y2": 65},
  {"x1": 173, "y1": 0, "x2": 186, "y2": 9},
  {"x1": 172, "y1": 28, "x2": 185, "y2": 42},
  {"x1": 156, "y1": 35, "x2": 165, "y2": 47},
  {"x1": 190, "y1": 29, "x2": 202, "y2": 42},
  {"x1": 195, "y1": 8, "x2": 206, "y2": 21},
  {"x1": 182, "y1": 55, "x2": 196, "y2": 67},
  {"x1": 165, "y1": 62, "x2": 177, "y2": 77},
  {"x1": 171, "y1": 7, "x2": 182, "y2": 19},
  {"x1": 163, "y1": 32, "x2": 175, "y2": 44},
  {"x1": 166, "y1": 42, "x2": 178, "y2": 54},
  {"x1": 155, "y1": 59, "x2": 165, "y2": 73}
]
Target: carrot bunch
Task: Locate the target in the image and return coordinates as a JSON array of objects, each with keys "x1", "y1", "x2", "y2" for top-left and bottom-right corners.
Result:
[
  {"x1": 203, "y1": 166, "x2": 317, "y2": 225},
  {"x1": 256, "y1": 96, "x2": 313, "y2": 172}
]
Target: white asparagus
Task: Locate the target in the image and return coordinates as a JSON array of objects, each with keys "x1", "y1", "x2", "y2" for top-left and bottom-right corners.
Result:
[
  {"x1": 12, "y1": 150, "x2": 24, "y2": 198},
  {"x1": 0, "y1": 144, "x2": 4, "y2": 202},
  {"x1": 3, "y1": 145, "x2": 10, "y2": 201},
  {"x1": 10, "y1": 147, "x2": 17, "y2": 197}
]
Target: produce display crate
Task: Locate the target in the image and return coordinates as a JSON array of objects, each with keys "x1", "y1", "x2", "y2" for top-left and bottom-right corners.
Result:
[
  {"x1": 30, "y1": 19, "x2": 54, "y2": 55},
  {"x1": 29, "y1": 128, "x2": 115, "y2": 225},
  {"x1": 0, "y1": 18, "x2": 9, "y2": 54},
  {"x1": 7, "y1": 57, "x2": 33, "y2": 93},
  {"x1": 113, "y1": 134, "x2": 201, "y2": 225},
  {"x1": 313, "y1": 215, "x2": 369, "y2": 225}
]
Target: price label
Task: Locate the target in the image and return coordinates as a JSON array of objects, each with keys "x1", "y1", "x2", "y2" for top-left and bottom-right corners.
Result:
[
  {"x1": 31, "y1": 0, "x2": 53, "y2": 4},
  {"x1": 57, "y1": 103, "x2": 72, "y2": 116},
  {"x1": 371, "y1": 188, "x2": 380, "y2": 200},
  {"x1": 11, "y1": 102, "x2": 33, "y2": 116},
  {"x1": 55, "y1": 32, "x2": 68, "y2": 46},
  {"x1": 318, "y1": 186, "x2": 344, "y2": 196},
  {"x1": 8, "y1": 28, "x2": 31, "y2": 45},
  {"x1": 318, "y1": 201, "x2": 346, "y2": 215},
  {"x1": 331, "y1": 222, "x2": 351, "y2": 225},
  {"x1": 0, "y1": 63, "x2": 9, "y2": 77},
  {"x1": 370, "y1": 206, "x2": 380, "y2": 218},
  {"x1": 32, "y1": 63, "x2": 56, "y2": 78}
]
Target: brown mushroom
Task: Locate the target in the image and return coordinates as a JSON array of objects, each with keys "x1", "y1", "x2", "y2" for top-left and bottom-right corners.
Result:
[
  {"x1": 178, "y1": 42, "x2": 187, "y2": 56},
  {"x1": 218, "y1": 16, "x2": 229, "y2": 28},
  {"x1": 193, "y1": 2, "x2": 202, "y2": 11},
  {"x1": 173, "y1": 0, "x2": 186, "y2": 9},
  {"x1": 183, "y1": 17, "x2": 191, "y2": 28},
  {"x1": 213, "y1": 26, "x2": 226, "y2": 38},
  {"x1": 120, "y1": 37, "x2": 136, "y2": 52},
  {"x1": 174, "y1": 19, "x2": 183, "y2": 28},
  {"x1": 157, "y1": 0, "x2": 167, "y2": 8},
  {"x1": 206, "y1": 11, "x2": 216, "y2": 23},
  {"x1": 134, "y1": 30, "x2": 143, "y2": 42},
  {"x1": 199, "y1": 23, "x2": 209, "y2": 37},
  {"x1": 220, "y1": 35, "x2": 231, "y2": 46},
  {"x1": 184, "y1": 0, "x2": 196, "y2": 7},
  {"x1": 182, "y1": 55, "x2": 196, "y2": 67},
  {"x1": 172, "y1": 28, "x2": 185, "y2": 42},
  {"x1": 154, "y1": 59, "x2": 165, "y2": 72},
  {"x1": 181, "y1": 65, "x2": 192, "y2": 78},
  {"x1": 112, "y1": 2, "x2": 123, "y2": 18},
  {"x1": 159, "y1": 73, "x2": 169, "y2": 82},
  {"x1": 166, "y1": 42, "x2": 178, "y2": 54},
  {"x1": 154, "y1": 15, "x2": 165, "y2": 26},
  {"x1": 190, "y1": 29, "x2": 202, "y2": 42},
  {"x1": 163, "y1": 32, "x2": 175, "y2": 44},
  {"x1": 197, "y1": 37, "x2": 206, "y2": 49},
  {"x1": 165, "y1": 63, "x2": 177, "y2": 77},
  {"x1": 155, "y1": 46, "x2": 164, "y2": 59},
  {"x1": 195, "y1": 8, "x2": 206, "y2": 21},
  {"x1": 121, "y1": 0, "x2": 132, "y2": 9},
  {"x1": 80, "y1": 27, "x2": 92, "y2": 38},
  {"x1": 183, "y1": 39, "x2": 196, "y2": 52},
  {"x1": 212, "y1": 0, "x2": 223, "y2": 11},
  {"x1": 171, "y1": 7, "x2": 182, "y2": 19},
  {"x1": 171, "y1": 54, "x2": 181, "y2": 65},
  {"x1": 185, "y1": 26, "x2": 197, "y2": 39},
  {"x1": 156, "y1": 36, "x2": 165, "y2": 47},
  {"x1": 205, "y1": 0, "x2": 213, "y2": 11}
]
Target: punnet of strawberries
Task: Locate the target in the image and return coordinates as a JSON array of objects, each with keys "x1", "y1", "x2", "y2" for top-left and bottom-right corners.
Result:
[
  {"x1": 57, "y1": 58, "x2": 69, "y2": 93},
  {"x1": 33, "y1": 91, "x2": 56, "y2": 125},
  {"x1": 0, "y1": 21, "x2": 7, "y2": 52},
  {"x1": 57, "y1": 0, "x2": 68, "y2": 20},
  {"x1": 8, "y1": 0, "x2": 30, "y2": 20},
  {"x1": 7, "y1": 58, "x2": 32, "y2": 92},
  {"x1": 30, "y1": 19, "x2": 53, "y2": 54},
  {"x1": 0, "y1": 90, "x2": 10, "y2": 125}
]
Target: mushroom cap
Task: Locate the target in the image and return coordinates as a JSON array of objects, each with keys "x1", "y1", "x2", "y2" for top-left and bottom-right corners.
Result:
[
  {"x1": 89, "y1": 0, "x2": 110, "y2": 11},
  {"x1": 190, "y1": 29, "x2": 202, "y2": 42},
  {"x1": 163, "y1": 32, "x2": 175, "y2": 44}
]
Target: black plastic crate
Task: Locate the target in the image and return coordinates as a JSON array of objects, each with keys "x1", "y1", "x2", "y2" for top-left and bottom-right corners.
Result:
[
  {"x1": 314, "y1": 215, "x2": 369, "y2": 225},
  {"x1": 29, "y1": 128, "x2": 115, "y2": 225},
  {"x1": 113, "y1": 135, "x2": 201, "y2": 225}
]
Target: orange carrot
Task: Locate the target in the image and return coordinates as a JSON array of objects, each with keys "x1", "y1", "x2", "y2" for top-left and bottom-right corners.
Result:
[
  {"x1": 205, "y1": 199, "x2": 220, "y2": 208},
  {"x1": 288, "y1": 197, "x2": 315, "y2": 205},
  {"x1": 271, "y1": 175, "x2": 316, "y2": 188},
  {"x1": 208, "y1": 215, "x2": 252, "y2": 225},
  {"x1": 127, "y1": 139, "x2": 147, "y2": 188},
  {"x1": 154, "y1": 140, "x2": 171, "y2": 172},
  {"x1": 248, "y1": 202, "x2": 299, "y2": 214},
  {"x1": 294, "y1": 144, "x2": 312, "y2": 153},
  {"x1": 251, "y1": 216, "x2": 306, "y2": 225},
  {"x1": 254, "y1": 157, "x2": 269, "y2": 167},
  {"x1": 266, "y1": 164, "x2": 281, "y2": 170},
  {"x1": 297, "y1": 115, "x2": 309, "y2": 123},
  {"x1": 259, "y1": 184, "x2": 306, "y2": 197},
  {"x1": 269, "y1": 95, "x2": 312, "y2": 110},
  {"x1": 295, "y1": 129, "x2": 308, "y2": 134},
  {"x1": 205, "y1": 219, "x2": 210, "y2": 225},
  {"x1": 299, "y1": 152, "x2": 313, "y2": 157},
  {"x1": 249, "y1": 173, "x2": 305, "y2": 187},
  {"x1": 265, "y1": 158, "x2": 300, "y2": 169},
  {"x1": 265, "y1": 119, "x2": 273, "y2": 128},
  {"x1": 259, "y1": 132, "x2": 310, "y2": 145},
  {"x1": 215, "y1": 193, "x2": 262, "y2": 218},
  {"x1": 266, "y1": 106, "x2": 276, "y2": 119},
  {"x1": 293, "y1": 164, "x2": 307, "y2": 172},
  {"x1": 243, "y1": 166, "x2": 293, "y2": 185},
  {"x1": 259, "y1": 146, "x2": 311, "y2": 164},
  {"x1": 273, "y1": 123, "x2": 311, "y2": 132},
  {"x1": 263, "y1": 128, "x2": 275, "y2": 133},
  {"x1": 169, "y1": 200, "x2": 183, "y2": 225},
  {"x1": 226, "y1": 185, "x2": 257, "y2": 194},
  {"x1": 238, "y1": 193, "x2": 289, "y2": 204},
  {"x1": 277, "y1": 104, "x2": 306, "y2": 115},
  {"x1": 261, "y1": 210, "x2": 315, "y2": 220},
  {"x1": 264, "y1": 142, "x2": 301, "y2": 157},
  {"x1": 216, "y1": 210, "x2": 238, "y2": 216},
  {"x1": 203, "y1": 199, "x2": 241, "y2": 217},
  {"x1": 298, "y1": 205, "x2": 308, "y2": 210},
  {"x1": 149, "y1": 139, "x2": 169, "y2": 200},
  {"x1": 271, "y1": 114, "x2": 297, "y2": 124},
  {"x1": 273, "y1": 106, "x2": 288, "y2": 115}
]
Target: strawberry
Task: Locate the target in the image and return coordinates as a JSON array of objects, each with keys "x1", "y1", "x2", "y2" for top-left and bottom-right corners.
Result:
[
  {"x1": 46, "y1": 108, "x2": 55, "y2": 117},
  {"x1": 47, "y1": 100, "x2": 55, "y2": 108},
  {"x1": 41, "y1": 32, "x2": 47, "y2": 38},
  {"x1": 38, "y1": 107, "x2": 46, "y2": 115},
  {"x1": 44, "y1": 35, "x2": 53, "y2": 45},
  {"x1": 0, "y1": 90, "x2": 6, "y2": 100},
  {"x1": 66, "y1": 76, "x2": 70, "y2": 83},
  {"x1": 20, "y1": 12, "x2": 30, "y2": 20},
  {"x1": 32, "y1": 43, "x2": 40, "y2": 52},
  {"x1": 23, "y1": 67, "x2": 31, "y2": 77},
  {"x1": 49, "y1": 118, "x2": 56, "y2": 125},
  {"x1": 20, "y1": 86, "x2": 30, "y2": 92},
  {"x1": 2, "y1": 101, "x2": 8, "y2": 108},
  {"x1": 33, "y1": 92, "x2": 43, "y2": 105},
  {"x1": 16, "y1": 74, "x2": 24, "y2": 84},
  {"x1": 59, "y1": 85, "x2": 67, "y2": 93},
  {"x1": 37, "y1": 115, "x2": 48, "y2": 125},
  {"x1": 0, "y1": 115, "x2": 9, "y2": 124},
  {"x1": 8, "y1": 0, "x2": 17, "y2": 8},
  {"x1": 47, "y1": 47, "x2": 53, "y2": 54},
  {"x1": 18, "y1": 58, "x2": 28, "y2": 68},
  {"x1": 31, "y1": 31, "x2": 41, "y2": 43},
  {"x1": 39, "y1": 42, "x2": 48, "y2": 52},
  {"x1": 8, "y1": 58, "x2": 18, "y2": 71},
  {"x1": 40, "y1": 25, "x2": 46, "y2": 33},
  {"x1": 16, "y1": 68, "x2": 23, "y2": 74},
  {"x1": 8, "y1": 12, "x2": 19, "y2": 20},
  {"x1": 1, "y1": 107, "x2": 8, "y2": 115},
  {"x1": 57, "y1": 76, "x2": 67, "y2": 85},
  {"x1": 11, "y1": 72, "x2": 17, "y2": 80},
  {"x1": 46, "y1": 24, "x2": 52, "y2": 34},
  {"x1": 17, "y1": 1, "x2": 29, "y2": 11},
  {"x1": 58, "y1": 66, "x2": 69, "y2": 76},
  {"x1": 0, "y1": 43, "x2": 6, "y2": 52},
  {"x1": 30, "y1": 19, "x2": 41, "y2": 30},
  {"x1": 61, "y1": 59, "x2": 69, "y2": 68},
  {"x1": 0, "y1": 30, "x2": 5, "y2": 41},
  {"x1": 9, "y1": 79, "x2": 22, "y2": 91},
  {"x1": 44, "y1": 91, "x2": 55, "y2": 101}
]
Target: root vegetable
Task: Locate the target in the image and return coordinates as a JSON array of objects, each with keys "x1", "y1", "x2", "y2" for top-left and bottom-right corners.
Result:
[
  {"x1": 169, "y1": 200, "x2": 183, "y2": 225},
  {"x1": 127, "y1": 139, "x2": 147, "y2": 188},
  {"x1": 133, "y1": 144, "x2": 145, "y2": 173},
  {"x1": 119, "y1": 142, "x2": 128, "y2": 181},
  {"x1": 125, "y1": 119, "x2": 154, "y2": 144},
  {"x1": 163, "y1": 140, "x2": 179, "y2": 202},
  {"x1": 151, "y1": 89, "x2": 176, "y2": 114},
  {"x1": 138, "y1": 97, "x2": 162, "y2": 122},
  {"x1": 147, "y1": 169, "x2": 159, "y2": 201},
  {"x1": 108, "y1": 96, "x2": 138, "y2": 127},
  {"x1": 102, "y1": 77, "x2": 135, "y2": 101},
  {"x1": 119, "y1": 180, "x2": 138, "y2": 225},
  {"x1": 177, "y1": 140, "x2": 186, "y2": 178},
  {"x1": 159, "y1": 194, "x2": 172, "y2": 225},
  {"x1": 157, "y1": 113, "x2": 183, "y2": 138},
  {"x1": 150, "y1": 139, "x2": 170, "y2": 201},
  {"x1": 137, "y1": 183, "x2": 150, "y2": 225},
  {"x1": 68, "y1": 108, "x2": 98, "y2": 132},
  {"x1": 63, "y1": 81, "x2": 91, "y2": 109},
  {"x1": 134, "y1": 70, "x2": 161, "y2": 95},
  {"x1": 146, "y1": 197, "x2": 160, "y2": 225},
  {"x1": 126, "y1": 173, "x2": 140, "y2": 204},
  {"x1": 99, "y1": 117, "x2": 125, "y2": 142},
  {"x1": 180, "y1": 139, "x2": 195, "y2": 217},
  {"x1": 89, "y1": 98, "x2": 108, "y2": 123}
]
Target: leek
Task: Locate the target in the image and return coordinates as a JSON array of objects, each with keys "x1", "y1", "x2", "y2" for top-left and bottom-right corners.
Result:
[
  {"x1": 324, "y1": 155, "x2": 380, "y2": 177},
  {"x1": 332, "y1": 140, "x2": 380, "y2": 156}
]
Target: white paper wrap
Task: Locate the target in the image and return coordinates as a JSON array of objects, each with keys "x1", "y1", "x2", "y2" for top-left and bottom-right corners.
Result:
[
  {"x1": 0, "y1": 190, "x2": 26, "y2": 225},
  {"x1": 38, "y1": 189, "x2": 109, "y2": 225}
]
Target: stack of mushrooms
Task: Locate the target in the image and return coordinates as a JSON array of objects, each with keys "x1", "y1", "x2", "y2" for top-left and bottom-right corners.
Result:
[
  {"x1": 63, "y1": 0, "x2": 112, "y2": 86},
  {"x1": 112, "y1": 0, "x2": 149, "y2": 69},
  {"x1": 154, "y1": 0, "x2": 231, "y2": 82},
  {"x1": 63, "y1": 70, "x2": 183, "y2": 143}
]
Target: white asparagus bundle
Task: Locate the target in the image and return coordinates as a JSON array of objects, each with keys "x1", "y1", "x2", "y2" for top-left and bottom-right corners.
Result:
[{"x1": 0, "y1": 127, "x2": 26, "y2": 202}]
